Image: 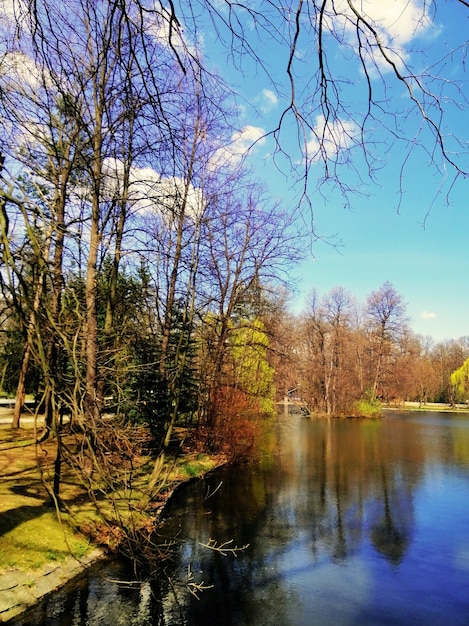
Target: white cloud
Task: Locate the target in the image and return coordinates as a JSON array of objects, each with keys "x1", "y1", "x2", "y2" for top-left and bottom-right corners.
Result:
[
  {"x1": 232, "y1": 125, "x2": 266, "y2": 150},
  {"x1": 102, "y1": 158, "x2": 204, "y2": 221},
  {"x1": 259, "y1": 88, "x2": 278, "y2": 114},
  {"x1": 144, "y1": 7, "x2": 202, "y2": 61},
  {"x1": 353, "y1": 0, "x2": 431, "y2": 46},
  {"x1": 330, "y1": 0, "x2": 432, "y2": 44},
  {"x1": 262, "y1": 89, "x2": 278, "y2": 106},
  {"x1": 420, "y1": 311, "x2": 437, "y2": 320},
  {"x1": 323, "y1": 0, "x2": 432, "y2": 73},
  {"x1": 0, "y1": 0, "x2": 21, "y2": 24},
  {"x1": 210, "y1": 125, "x2": 266, "y2": 169},
  {"x1": 0, "y1": 51, "x2": 41, "y2": 93},
  {"x1": 253, "y1": 89, "x2": 279, "y2": 116},
  {"x1": 306, "y1": 114, "x2": 358, "y2": 162},
  {"x1": 0, "y1": 0, "x2": 12, "y2": 21}
]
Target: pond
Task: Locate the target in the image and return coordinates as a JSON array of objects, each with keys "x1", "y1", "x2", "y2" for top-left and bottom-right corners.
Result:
[{"x1": 15, "y1": 411, "x2": 469, "y2": 625}]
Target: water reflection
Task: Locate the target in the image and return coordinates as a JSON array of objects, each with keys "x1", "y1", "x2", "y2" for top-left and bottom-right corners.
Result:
[
  {"x1": 271, "y1": 417, "x2": 418, "y2": 566},
  {"x1": 14, "y1": 560, "x2": 158, "y2": 626},
  {"x1": 157, "y1": 412, "x2": 469, "y2": 625},
  {"x1": 15, "y1": 411, "x2": 469, "y2": 625}
]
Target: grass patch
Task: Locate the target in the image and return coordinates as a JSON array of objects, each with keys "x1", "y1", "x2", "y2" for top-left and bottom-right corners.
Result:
[
  {"x1": 173, "y1": 453, "x2": 217, "y2": 480},
  {"x1": 0, "y1": 422, "x2": 94, "y2": 573},
  {"x1": 0, "y1": 508, "x2": 92, "y2": 571}
]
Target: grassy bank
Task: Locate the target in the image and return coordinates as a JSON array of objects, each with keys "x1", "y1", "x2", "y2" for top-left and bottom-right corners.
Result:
[
  {"x1": 0, "y1": 412, "x2": 225, "y2": 621},
  {"x1": 0, "y1": 424, "x2": 92, "y2": 572}
]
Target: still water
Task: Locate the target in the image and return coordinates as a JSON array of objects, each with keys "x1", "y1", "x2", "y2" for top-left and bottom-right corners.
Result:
[{"x1": 16, "y1": 411, "x2": 469, "y2": 625}]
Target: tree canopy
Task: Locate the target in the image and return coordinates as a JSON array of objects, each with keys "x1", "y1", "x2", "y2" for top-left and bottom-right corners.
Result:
[{"x1": 451, "y1": 357, "x2": 469, "y2": 404}]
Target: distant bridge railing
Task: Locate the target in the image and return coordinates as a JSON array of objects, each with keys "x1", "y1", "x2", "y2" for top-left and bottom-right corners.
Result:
[{"x1": 277, "y1": 393, "x2": 310, "y2": 416}]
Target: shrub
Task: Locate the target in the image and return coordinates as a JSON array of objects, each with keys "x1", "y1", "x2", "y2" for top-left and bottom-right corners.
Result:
[{"x1": 351, "y1": 397, "x2": 382, "y2": 418}]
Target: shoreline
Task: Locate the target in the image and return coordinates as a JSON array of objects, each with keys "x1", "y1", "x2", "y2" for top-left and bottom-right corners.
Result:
[
  {"x1": 0, "y1": 549, "x2": 105, "y2": 623},
  {"x1": 0, "y1": 440, "x2": 228, "y2": 624},
  {"x1": 2, "y1": 403, "x2": 465, "y2": 621},
  {"x1": 383, "y1": 401, "x2": 469, "y2": 413}
]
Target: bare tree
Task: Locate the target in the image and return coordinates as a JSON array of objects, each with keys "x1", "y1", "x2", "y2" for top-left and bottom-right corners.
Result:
[
  {"x1": 321, "y1": 287, "x2": 355, "y2": 415},
  {"x1": 9, "y1": 0, "x2": 467, "y2": 217},
  {"x1": 198, "y1": 181, "x2": 299, "y2": 438},
  {"x1": 407, "y1": 336, "x2": 440, "y2": 406},
  {"x1": 365, "y1": 281, "x2": 408, "y2": 399},
  {"x1": 136, "y1": 0, "x2": 469, "y2": 216},
  {"x1": 299, "y1": 287, "x2": 358, "y2": 415}
]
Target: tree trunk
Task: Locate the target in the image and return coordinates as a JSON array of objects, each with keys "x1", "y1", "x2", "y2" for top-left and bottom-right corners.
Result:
[
  {"x1": 84, "y1": 50, "x2": 106, "y2": 425},
  {"x1": 12, "y1": 343, "x2": 30, "y2": 428},
  {"x1": 84, "y1": 195, "x2": 100, "y2": 423}
]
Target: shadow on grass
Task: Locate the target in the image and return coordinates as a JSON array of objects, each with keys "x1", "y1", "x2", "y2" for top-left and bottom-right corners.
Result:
[{"x1": 0, "y1": 503, "x2": 49, "y2": 537}]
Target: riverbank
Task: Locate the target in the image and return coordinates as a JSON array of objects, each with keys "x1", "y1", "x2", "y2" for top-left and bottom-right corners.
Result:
[
  {"x1": 0, "y1": 413, "x2": 227, "y2": 623},
  {"x1": 0, "y1": 549, "x2": 105, "y2": 623},
  {"x1": 383, "y1": 401, "x2": 469, "y2": 412}
]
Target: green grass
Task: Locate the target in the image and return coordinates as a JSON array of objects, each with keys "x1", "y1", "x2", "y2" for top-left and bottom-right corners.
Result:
[
  {"x1": 0, "y1": 508, "x2": 92, "y2": 571},
  {"x1": 0, "y1": 423, "x2": 94, "y2": 573},
  {"x1": 178, "y1": 454, "x2": 217, "y2": 479}
]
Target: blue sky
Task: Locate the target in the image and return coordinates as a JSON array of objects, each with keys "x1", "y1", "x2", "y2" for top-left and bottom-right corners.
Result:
[
  {"x1": 289, "y1": 197, "x2": 468, "y2": 342},
  {"x1": 6, "y1": 1, "x2": 463, "y2": 342},
  {"x1": 196, "y1": 0, "x2": 469, "y2": 343}
]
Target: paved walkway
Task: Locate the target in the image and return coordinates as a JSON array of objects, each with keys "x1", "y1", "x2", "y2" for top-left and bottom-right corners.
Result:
[
  {"x1": 0, "y1": 549, "x2": 104, "y2": 623},
  {"x1": 0, "y1": 407, "x2": 42, "y2": 426}
]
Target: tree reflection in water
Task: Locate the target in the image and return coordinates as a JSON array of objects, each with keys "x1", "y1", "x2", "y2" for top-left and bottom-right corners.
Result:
[
  {"x1": 19, "y1": 412, "x2": 469, "y2": 626},
  {"x1": 155, "y1": 412, "x2": 469, "y2": 625}
]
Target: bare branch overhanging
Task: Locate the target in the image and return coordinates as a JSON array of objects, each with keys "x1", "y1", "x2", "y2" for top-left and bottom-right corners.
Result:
[
  {"x1": 4, "y1": 0, "x2": 468, "y2": 216},
  {"x1": 168, "y1": 0, "x2": 469, "y2": 210}
]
